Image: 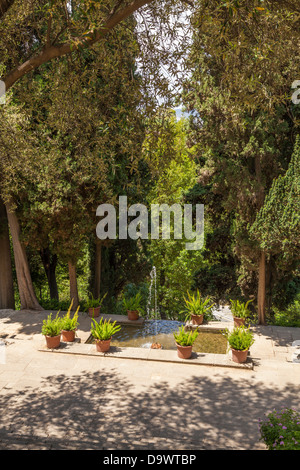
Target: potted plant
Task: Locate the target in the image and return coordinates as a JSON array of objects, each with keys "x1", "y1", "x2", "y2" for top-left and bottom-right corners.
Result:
[
  {"x1": 86, "y1": 292, "x2": 107, "y2": 318},
  {"x1": 90, "y1": 317, "x2": 121, "y2": 352},
  {"x1": 41, "y1": 313, "x2": 63, "y2": 349},
  {"x1": 183, "y1": 290, "x2": 215, "y2": 325},
  {"x1": 173, "y1": 326, "x2": 199, "y2": 359},
  {"x1": 123, "y1": 292, "x2": 145, "y2": 321},
  {"x1": 60, "y1": 301, "x2": 80, "y2": 342},
  {"x1": 230, "y1": 298, "x2": 253, "y2": 327},
  {"x1": 223, "y1": 325, "x2": 255, "y2": 363}
]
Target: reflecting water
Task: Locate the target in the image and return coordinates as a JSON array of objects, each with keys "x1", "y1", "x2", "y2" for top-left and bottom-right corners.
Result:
[{"x1": 87, "y1": 320, "x2": 227, "y2": 354}]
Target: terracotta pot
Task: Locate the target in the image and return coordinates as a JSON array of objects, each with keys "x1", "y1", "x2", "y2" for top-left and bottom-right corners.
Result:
[
  {"x1": 176, "y1": 343, "x2": 193, "y2": 359},
  {"x1": 61, "y1": 329, "x2": 76, "y2": 342},
  {"x1": 88, "y1": 306, "x2": 101, "y2": 318},
  {"x1": 191, "y1": 314, "x2": 204, "y2": 325},
  {"x1": 95, "y1": 338, "x2": 111, "y2": 353},
  {"x1": 233, "y1": 317, "x2": 246, "y2": 327},
  {"x1": 45, "y1": 335, "x2": 61, "y2": 349},
  {"x1": 151, "y1": 343, "x2": 162, "y2": 349},
  {"x1": 231, "y1": 348, "x2": 248, "y2": 363},
  {"x1": 127, "y1": 310, "x2": 139, "y2": 321}
]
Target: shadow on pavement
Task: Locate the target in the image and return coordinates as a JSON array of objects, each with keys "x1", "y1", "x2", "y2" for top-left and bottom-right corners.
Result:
[{"x1": 0, "y1": 367, "x2": 298, "y2": 450}]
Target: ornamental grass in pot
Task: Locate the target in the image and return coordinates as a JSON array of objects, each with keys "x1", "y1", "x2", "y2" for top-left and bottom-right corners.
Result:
[
  {"x1": 223, "y1": 325, "x2": 255, "y2": 363},
  {"x1": 183, "y1": 290, "x2": 215, "y2": 325},
  {"x1": 90, "y1": 317, "x2": 121, "y2": 352},
  {"x1": 87, "y1": 293, "x2": 107, "y2": 318},
  {"x1": 42, "y1": 313, "x2": 63, "y2": 349},
  {"x1": 60, "y1": 301, "x2": 80, "y2": 342},
  {"x1": 122, "y1": 292, "x2": 145, "y2": 321},
  {"x1": 173, "y1": 326, "x2": 199, "y2": 359},
  {"x1": 230, "y1": 298, "x2": 253, "y2": 327}
]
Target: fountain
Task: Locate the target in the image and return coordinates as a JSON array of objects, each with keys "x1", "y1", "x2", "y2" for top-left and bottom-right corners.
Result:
[{"x1": 146, "y1": 266, "x2": 162, "y2": 349}]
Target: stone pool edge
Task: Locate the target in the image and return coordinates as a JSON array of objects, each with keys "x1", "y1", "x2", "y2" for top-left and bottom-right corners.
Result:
[{"x1": 37, "y1": 339, "x2": 254, "y2": 370}]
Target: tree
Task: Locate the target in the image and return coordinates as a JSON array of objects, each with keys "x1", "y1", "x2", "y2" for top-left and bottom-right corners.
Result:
[
  {"x1": 0, "y1": 199, "x2": 14, "y2": 309},
  {"x1": 0, "y1": 0, "x2": 190, "y2": 310},
  {"x1": 142, "y1": 112, "x2": 203, "y2": 318},
  {"x1": 182, "y1": 0, "x2": 300, "y2": 323},
  {"x1": 251, "y1": 136, "x2": 300, "y2": 262}
]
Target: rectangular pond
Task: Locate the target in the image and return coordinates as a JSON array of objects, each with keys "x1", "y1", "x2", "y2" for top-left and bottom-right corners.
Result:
[{"x1": 86, "y1": 319, "x2": 228, "y2": 355}]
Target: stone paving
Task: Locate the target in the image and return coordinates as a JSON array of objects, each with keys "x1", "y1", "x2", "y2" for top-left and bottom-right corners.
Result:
[{"x1": 0, "y1": 308, "x2": 299, "y2": 450}]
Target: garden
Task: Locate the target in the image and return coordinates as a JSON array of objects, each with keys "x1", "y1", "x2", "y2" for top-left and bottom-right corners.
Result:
[{"x1": 0, "y1": 0, "x2": 299, "y2": 452}]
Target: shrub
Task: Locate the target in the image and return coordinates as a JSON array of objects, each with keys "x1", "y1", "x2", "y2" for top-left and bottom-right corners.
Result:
[
  {"x1": 41, "y1": 313, "x2": 63, "y2": 337},
  {"x1": 183, "y1": 290, "x2": 215, "y2": 322},
  {"x1": 230, "y1": 298, "x2": 253, "y2": 319},
  {"x1": 90, "y1": 318, "x2": 121, "y2": 341},
  {"x1": 174, "y1": 326, "x2": 199, "y2": 346},
  {"x1": 259, "y1": 408, "x2": 300, "y2": 450},
  {"x1": 272, "y1": 300, "x2": 300, "y2": 328},
  {"x1": 61, "y1": 301, "x2": 79, "y2": 331},
  {"x1": 223, "y1": 326, "x2": 254, "y2": 351},
  {"x1": 122, "y1": 292, "x2": 145, "y2": 315}
]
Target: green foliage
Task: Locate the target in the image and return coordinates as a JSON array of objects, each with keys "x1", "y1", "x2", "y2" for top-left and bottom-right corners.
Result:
[
  {"x1": 259, "y1": 408, "x2": 300, "y2": 450},
  {"x1": 122, "y1": 292, "x2": 145, "y2": 314},
  {"x1": 230, "y1": 299, "x2": 253, "y2": 319},
  {"x1": 61, "y1": 301, "x2": 80, "y2": 331},
  {"x1": 90, "y1": 317, "x2": 121, "y2": 341},
  {"x1": 41, "y1": 313, "x2": 62, "y2": 337},
  {"x1": 183, "y1": 290, "x2": 215, "y2": 322},
  {"x1": 173, "y1": 326, "x2": 199, "y2": 347},
  {"x1": 149, "y1": 240, "x2": 204, "y2": 320},
  {"x1": 144, "y1": 114, "x2": 203, "y2": 320},
  {"x1": 251, "y1": 136, "x2": 300, "y2": 260},
  {"x1": 223, "y1": 326, "x2": 255, "y2": 351},
  {"x1": 86, "y1": 292, "x2": 107, "y2": 309},
  {"x1": 182, "y1": 0, "x2": 300, "y2": 318},
  {"x1": 272, "y1": 299, "x2": 300, "y2": 328},
  {"x1": 192, "y1": 264, "x2": 241, "y2": 304}
]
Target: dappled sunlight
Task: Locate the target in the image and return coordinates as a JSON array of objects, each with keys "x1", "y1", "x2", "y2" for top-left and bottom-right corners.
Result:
[{"x1": 0, "y1": 367, "x2": 298, "y2": 449}]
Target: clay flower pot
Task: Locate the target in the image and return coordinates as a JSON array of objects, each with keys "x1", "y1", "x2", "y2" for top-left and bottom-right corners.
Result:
[
  {"x1": 191, "y1": 314, "x2": 204, "y2": 325},
  {"x1": 176, "y1": 343, "x2": 193, "y2": 359},
  {"x1": 88, "y1": 306, "x2": 101, "y2": 318},
  {"x1": 45, "y1": 335, "x2": 61, "y2": 349},
  {"x1": 95, "y1": 338, "x2": 111, "y2": 353},
  {"x1": 127, "y1": 310, "x2": 139, "y2": 321},
  {"x1": 61, "y1": 329, "x2": 76, "y2": 342},
  {"x1": 233, "y1": 317, "x2": 246, "y2": 327},
  {"x1": 231, "y1": 348, "x2": 248, "y2": 363}
]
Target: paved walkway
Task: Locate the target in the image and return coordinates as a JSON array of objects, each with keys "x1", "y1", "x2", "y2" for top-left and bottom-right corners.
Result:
[{"x1": 0, "y1": 308, "x2": 299, "y2": 450}]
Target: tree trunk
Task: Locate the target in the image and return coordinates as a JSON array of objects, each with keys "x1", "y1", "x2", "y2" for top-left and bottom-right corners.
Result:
[
  {"x1": 255, "y1": 155, "x2": 266, "y2": 324},
  {"x1": 40, "y1": 247, "x2": 59, "y2": 301},
  {"x1": 6, "y1": 201, "x2": 43, "y2": 310},
  {"x1": 0, "y1": 199, "x2": 15, "y2": 309},
  {"x1": 93, "y1": 239, "x2": 102, "y2": 299},
  {"x1": 68, "y1": 261, "x2": 79, "y2": 309},
  {"x1": 257, "y1": 251, "x2": 266, "y2": 325}
]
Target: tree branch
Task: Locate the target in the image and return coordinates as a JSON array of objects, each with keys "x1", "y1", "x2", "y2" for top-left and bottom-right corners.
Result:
[
  {"x1": 0, "y1": 0, "x2": 15, "y2": 19},
  {"x1": 3, "y1": 0, "x2": 155, "y2": 91}
]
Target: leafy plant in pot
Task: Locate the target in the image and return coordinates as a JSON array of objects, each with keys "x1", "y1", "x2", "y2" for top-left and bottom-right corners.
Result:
[
  {"x1": 183, "y1": 290, "x2": 215, "y2": 325},
  {"x1": 41, "y1": 313, "x2": 63, "y2": 349},
  {"x1": 86, "y1": 292, "x2": 107, "y2": 318},
  {"x1": 90, "y1": 317, "x2": 121, "y2": 352},
  {"x1": 173, "y1": 326, "x2": 199, "y2": 359},
  {"x1": 60, "y1": 300, "x2": 80, "y2": 342},
  {"x1": 223, "y1": 325, "x2": 255, "y2": 363},
  {"x1": 230, "y1": 298, "x2": 253, "y2": 327},
  {"x1": 123, "y1": 292, "x2": 145, "y2": 321}
]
